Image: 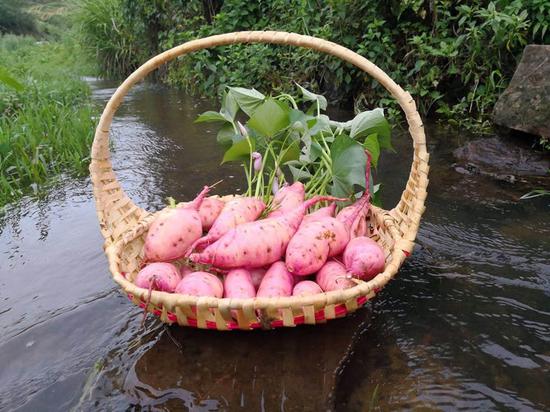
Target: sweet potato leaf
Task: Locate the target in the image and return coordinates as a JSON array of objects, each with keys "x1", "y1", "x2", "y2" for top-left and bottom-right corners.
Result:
[
  {"x1": 330, "y1": 135, "x2": 367, "y2": 198},
  {"x1": 221, "y1": 137, "x2": 255, "y2": 164}
]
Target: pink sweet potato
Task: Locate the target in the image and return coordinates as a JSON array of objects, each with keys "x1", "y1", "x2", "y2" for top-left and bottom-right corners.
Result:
[
  {"x1": 135, "y1": 262, "x2": 181, "y2": 292},
  {"x1": 189, "y1": 195, "x2": 342, "y2": 269},
  {"x1": 256, "y1": 262, "x2": 294, "y2": 298},
  {"x1": 198, "y1": 197, "x2": 225, "y2": 230},
  {"x1": 336, "y1": 205, "x2": 368, "y2": 238},
  {"x1": 248, "y1": 267, "x2": 267, "y2": 289},
  {"x1": 335, "y1": 152, "x2": 372, "y2": 238},
  {"x1": 315, "y1": 260, "x2": 356, "y2": 292},
  {"x1": 180, "y1": 264, "x2": 193, "y2": 278},
  {"x1": 144, "y1": 186, "x2": 209, "y2": 262},
  {"x1": 189, "y1": 197, "x2": 265, "y2": 252},
  {"x1": 343, "y1": 237, "x2": 385, "y2": 280},
  {"x1": 292, "y1": 280, "x2": 323, "y2": 297},
  {"x1": 224, "y1": 269, "x2": 256, "y2": 299},
  {"x1": 301, "y1": 203, "x2": 336, "y2": 225},
  {"x1": 175, "y1": 271, "x2": 223, "y2": 298},
  {"x1": 285, "y1": 217, "x2": 350, "y2": 276},
  {"x1": 268, "y1": 182, "x2": 305, "y2": 217}
]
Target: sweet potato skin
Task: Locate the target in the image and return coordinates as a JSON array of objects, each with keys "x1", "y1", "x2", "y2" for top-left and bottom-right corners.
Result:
[
  {"x1": 336, "y1": 205, "x2": 367, "y2": 238},
  {"x1": 285, "y1": 217, "x2": 349, "y2": 276},
  {"x1": 144, "y1": 186, "x2": 209, "y2": 262},
  {"x1": 315, "y1": 260, "x2": 356, "y2": 292},
  {"x1": 292, "y1": 280, "x2": 323, "y2": 296},
  {"x1": 189, "y1": 197, "x2": 265, "y2": 253},
  {"x1": 248, "y1": 267, "x2": 267, "y2": 289},
  {"x1": 301, "y1": 203, "x2": 336, "y2": 225},
  {"x1": 190, "y1": 196, "x2": 341, "y2": 269},
  {"x1": 268, "y1": 182, "x2": 305, "y2": 218},
  {"x1": 135, "y1": 263, "x2": 181, "y2": 292},
  {"x1": 343, "y1": 237, "x2": 385, "y2": 280},
  {"x1": 256, "y1": 262, "x2": 294, "y2": 298},
  {"x1": 198, "y1": 197, "x2": 225, "y2": 230},
  {"x1": 224, "y1": 269, "x2": 256, "y2": 299},
  {"x1": 175, "y1": 271, "x2": 224, "y2": 298},
  {"x1": 180, "y1": 264, "x2": 193, "y2": 278}
]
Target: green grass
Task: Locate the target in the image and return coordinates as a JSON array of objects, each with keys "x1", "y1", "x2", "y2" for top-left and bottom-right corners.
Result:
[{"x1": 0, "y1": 32, "x2": 96, "y2": 208}]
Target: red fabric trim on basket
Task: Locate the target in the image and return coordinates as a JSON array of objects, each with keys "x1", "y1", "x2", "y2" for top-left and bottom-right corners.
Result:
[{"x1": 128, "y1": 293, "x2": 371, "y2": 330}]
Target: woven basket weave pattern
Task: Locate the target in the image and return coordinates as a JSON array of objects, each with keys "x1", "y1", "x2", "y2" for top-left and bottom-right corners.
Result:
[{"x1": 90, "y1": 31, "x2": 429, "y2": 330}]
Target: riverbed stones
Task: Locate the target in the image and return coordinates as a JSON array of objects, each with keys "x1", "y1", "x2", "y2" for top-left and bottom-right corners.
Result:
[{"x1": 493, "y1": 45, "x2": 550, "y2": 138}]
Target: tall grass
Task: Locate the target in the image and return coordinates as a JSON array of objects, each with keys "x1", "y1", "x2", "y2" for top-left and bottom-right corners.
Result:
[
  {"x1": 0, "y1": 34, "x2": 96, "y2": 207},
  {"x1": 76, "y1": 0, "x2": 139, "y2": 77}
]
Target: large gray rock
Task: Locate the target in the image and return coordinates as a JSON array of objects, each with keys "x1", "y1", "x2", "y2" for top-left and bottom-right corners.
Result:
[{"x1": 493, "y1": 45, "x2": 550, "y2": 138}]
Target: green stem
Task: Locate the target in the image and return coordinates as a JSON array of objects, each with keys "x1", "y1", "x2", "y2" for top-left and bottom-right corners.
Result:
[
  {"x1": 166, "y1": 197, "x2": 176, "y2": 208},
  {"x1": 275, "y1": 93, "x2": 298, "y2": 110},
  {"x1": 246, "y1": 137, "x2": 254, "y2": 196},
  {"x1": 243, "y1": 164, "x2": 251, "y2": 196}
]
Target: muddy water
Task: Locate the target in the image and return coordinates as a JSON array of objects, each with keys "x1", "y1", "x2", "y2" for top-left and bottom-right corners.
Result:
[{"x1": 0, "y1": 80, "x2": 548, "y2": 411}]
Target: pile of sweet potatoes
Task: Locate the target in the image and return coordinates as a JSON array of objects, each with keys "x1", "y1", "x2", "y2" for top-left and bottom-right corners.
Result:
[{"x1": 135, "y1": 181, "x2": 386, "y2": 304}]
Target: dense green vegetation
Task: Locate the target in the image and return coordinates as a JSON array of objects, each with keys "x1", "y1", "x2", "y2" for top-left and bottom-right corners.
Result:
[
  {"x1": 0, "y1": 1, "x2": 96, "y2": 207},
  {"x1": 78, "y1": 0, "x2": 549, "y2": 131}
]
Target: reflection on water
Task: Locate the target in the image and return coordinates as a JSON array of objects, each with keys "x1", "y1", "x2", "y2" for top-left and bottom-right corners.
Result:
[
  {"x1": 73, "y1": 311, "x2": 370, "y2": 411},
  {"x1": 0, "y1": 79, "x2": 548, "y2": 411}
]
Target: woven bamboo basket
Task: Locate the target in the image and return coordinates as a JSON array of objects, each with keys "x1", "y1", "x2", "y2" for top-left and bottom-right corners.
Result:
[{"x1": 90, "y1": 31, "x2": 429, "y2": 331}]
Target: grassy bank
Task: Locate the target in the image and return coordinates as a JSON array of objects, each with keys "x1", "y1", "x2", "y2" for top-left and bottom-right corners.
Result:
[{"x1": 0, "y1": 2, "x2": 96, "y2": 208}]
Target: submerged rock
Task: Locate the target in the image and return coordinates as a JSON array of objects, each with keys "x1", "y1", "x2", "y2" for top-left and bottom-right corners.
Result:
[
  {"x1": 454, "y1": 137, "x2": 549, "y2": 176},
  {"x1": 493, "y1": 45, "x2": 550, "y2": 138},
  {"x1": 453, "y1": 137, "x2": 549, "y2": 183}
]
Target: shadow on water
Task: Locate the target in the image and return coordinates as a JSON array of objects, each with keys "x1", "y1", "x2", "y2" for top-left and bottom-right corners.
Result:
[
  {"x1": 0, "y1": 79, "x2": 548, "y2": 411},
  {"x1": 71, "y1": 309, "x2": 372, "y2": 411}
]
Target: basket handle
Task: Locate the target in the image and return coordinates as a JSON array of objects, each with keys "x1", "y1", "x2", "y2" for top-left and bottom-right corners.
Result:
[{"x1": 90, "y1": 31, "x2": 429, "y2": 246}]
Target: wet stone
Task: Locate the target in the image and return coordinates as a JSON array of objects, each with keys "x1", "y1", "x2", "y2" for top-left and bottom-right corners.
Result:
[
  {"x1": 493, "y1": 45, "x2": 550, "y2": 138},
  {"x1": 453, "y1": 136, "x2": 550, "y2": 180}
]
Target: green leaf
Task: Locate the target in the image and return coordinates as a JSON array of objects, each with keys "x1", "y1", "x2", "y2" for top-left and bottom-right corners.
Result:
[
  {"x1": 221, "y1": 90, "x2": 239, "y2": 120},
  {"x1": 296, "y1": 83, "x2": 328, "y2": 110},
  {"x1": 195, "y1": 111, "x2": 228, "y2": 123},
  {"x1": 308, "y1": 115, "x2": 332, "y2": 136},
  {"x1": 228, "y1": 87, "x2": 265, "y2": 116},
  {"x1": 247, "y1": 98, "x2": 290, "y2": 137},
  {"x1": 349, "y1": 108, "x2": 392, "y2": 150},
  {"x1": 280, "y1": 140, "x2": 300, "y2": 164},
  {"x1": 330, "y1": 135, "x2": 367, "y2": 198},
  {"x1": 289, "y1": 109, "x2": 316, "y2": 130},
  {"x1": 0, "y1": 66, "x2": 24, "y2": 92},
  {"x1": 362, "y1": 133, "x2": 380, "y2": 168},
  {"x1": 288, "y1": 164, "x2": 313, "y2": 182},
  {"x1": 221, "y1": 137, "x2": 255, "y2": 164},
  {"x1": 0, "y1": 142, "x2": 10, "y2": 157},
  {"x1": 216, "y1": 123, "x2": 237, "y2": 147}
]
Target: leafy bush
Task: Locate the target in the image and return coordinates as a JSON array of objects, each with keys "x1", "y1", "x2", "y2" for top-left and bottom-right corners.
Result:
[
  {"x1": 0, "y1": 0, "x2": 37, "y2": 36},
  {"x1": 78, "y1": 0, "x2": 550, "y2": 130}
]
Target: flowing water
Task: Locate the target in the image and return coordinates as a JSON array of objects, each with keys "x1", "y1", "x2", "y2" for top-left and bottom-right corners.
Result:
[{"x1": 0, "y1": 79, "x2": 548, "y2": 411}]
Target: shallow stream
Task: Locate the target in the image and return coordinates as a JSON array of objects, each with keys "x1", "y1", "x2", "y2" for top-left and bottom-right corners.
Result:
[{"x1": 0, "y1": 79, "x2": 548, "y2": 411}]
